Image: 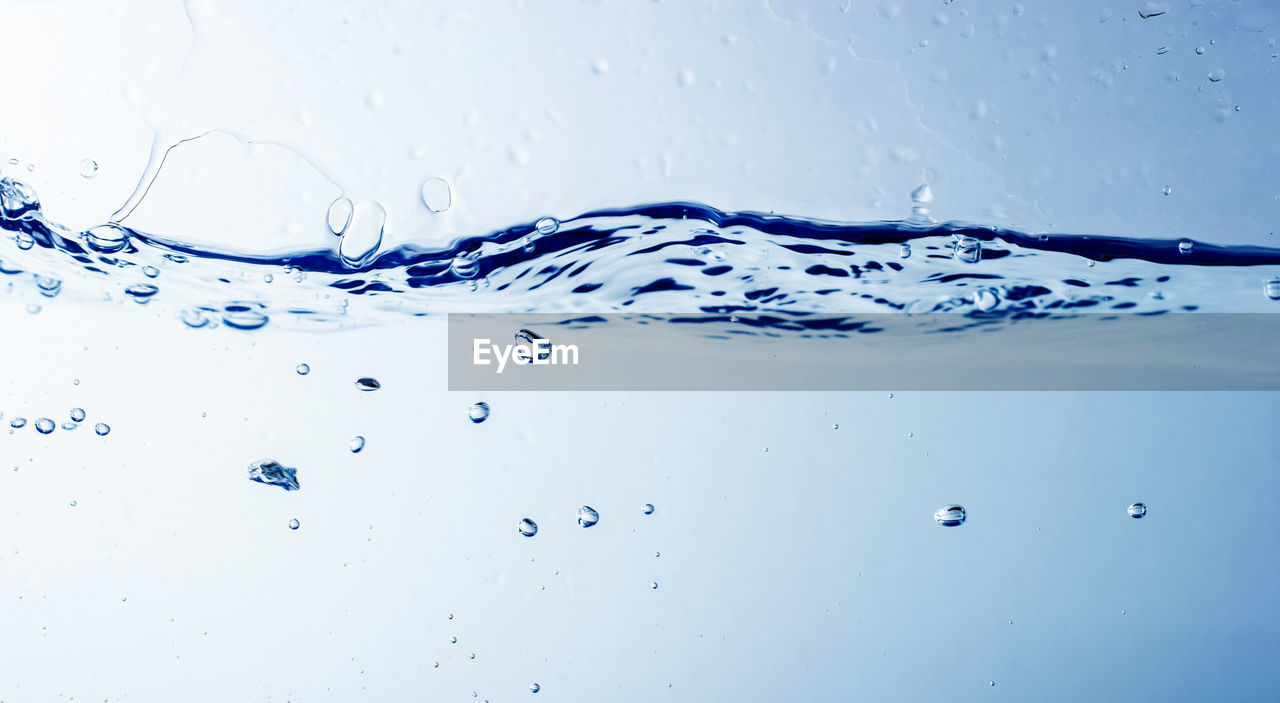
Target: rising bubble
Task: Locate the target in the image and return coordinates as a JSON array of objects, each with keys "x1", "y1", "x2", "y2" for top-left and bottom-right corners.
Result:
[
  {"x1": 70, "y1": 408, "x2": 85, "y2": 422},
  {"x1": 349, "y1": 436, "x2": 366, "y2": 453},
  {"x1": 34, "y1": 418, "x2": 55, "y2": 434},
  {"x1": 642, "y1": 503, "x2": 655, "y2": 515},
  {"x1": 1178, "y1": 240, "x2": 1193, "y2": 255},
  {"x1": 9, "y1": 417, "x2": 26, "y2": 428},
  {"x1": 954, "y1": 236, "x2": 981, "y2": 264},
  {"x1": 468, "y1": 401, "x2": 490, "y2": 423},
  {"x1": 79, "y1": 159, "x2": 99, "y2": 178},
  {"x1": 94, "y1": 423, "x2": 110, "y2": 436},
  {"x1": 577, "y1": 505, "x2": 600, "y2": 528},
  {"x1": 1265, "y1": 278, "x2": 1280, "y2": 300},
  {"x1": 1128, "y1": 502, "x2": 1147, "y2": 519},
  {"x1": 530, "y1": 683, "x2": 541, "y2": 694},
  {"x1": 296, "y1": 363, "x2": 310, "y2": 375},
  {"x1": 519, "y1": 518, "x2": 538, "y2": 537},
  {"x1": 221, "y1": 303, "x2": 268, "y2": 330},
  {"x1": 934, "y1": 504, "x2": 967, "y2": 527},
  {"x1": 288, "y1": 518, "x2": 300, "y2": 530}
]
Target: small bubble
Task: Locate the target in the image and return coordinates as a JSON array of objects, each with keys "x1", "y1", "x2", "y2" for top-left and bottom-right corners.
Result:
[
  {"x1": 1162, "y1": 186, "x2": 1172, "y2": 196},
  {"x1": 642, "y1": 503, "x2": 655, "y2": 515},
  {"x1": 451, "y1": 253, "x2": 480, "y2": 279},
  {"x1": 954, "y1": 236, "x2": 981, "y2": 264},
  {"x1": 15, "y1": 232, "x2": 35, "y2": 250},
  {"x1": 535, "y1": 217, "x2": 559, "y2": 235},
  {"x1": 61, "y1": 421, "x2": 77, "y2": 431},
  {"x1": 1208, "y1": 68, "x2": 1226, "y2": 82},
  {"x1": 8, "y1": 417, "x2": 24, "y2": 428},
  {"x1": 348, "y1": 436, "x2": 366, "y2": 453},
  {"x1": 519, "y1": 518, "x2": 538, "y2": 537},
  {"x1": 34, "y1": 418, "x2": 55, "y2": 434},
  {"x1": 468, "y1": 401, "x2": 490, "y2": 424},
  {"x1": 577, "y1": 505, "x2": 600, "y2": 528},
  {"x1": 355, "y1": 377, "x2": 381, "y2": 391},
  {"x1": 79, "y1": 159, "x2": 98, "y2": 178},
  {"x1": 94, "y1": 423, "x2": 110, "y2": 436},
  {"x1": 142, "y1": 266, "x2": 159, "y2": 278},
  {"x1": 288, "y1": 518, "x2": 300, "y2": 530},
  {"x1": 1156, "y1": 46, "x2": 1169, "y2": 55},
  {"x1": 1264, "y1": 278, "x2": 1280, "y2": 300},
  {"x1": 70, "y1": 408, "x2": 85, "y2": 422},
  {"x1": 420, "y1": 177, "x2": 452, "y2": 213},
  {"x1": 296, "y1": 363, "x2": 310, "y2": 375},
  {"x1": 530, "y1": 683, "x2": 541, "y2": 693},
  {"x1": 1178, "y1": 240, "x2": 1193, "y2": 255},
  {"x1": 221, "y1": 304, "x2": 268, "y2": 330},
  {"x1": 934, "y1": 504, "x2": 967, "y2": 527},
  {"x1": 450, "y1": 636, "x2": 458, "y2": 644},
  {"x1": 84, "y1": 224, "x2": 129, "y2": 253},
  {"x1": 35, "y1": 275, "x2": 61, "y2": 298},
  {"x1": 899, "y1": 243, "x2": 911, "y2": 259},
  {"x1": 1128, "y1": 502, "x2": 1147, "y2": 519},
  {"x1": 1195, "y1": 46, "x2": 1205, "y2": 55},
  {"x1": 124, "y1": 283, "x2": 159, "y2": 302},
  {"x1": 651, "y1": 581, "x2": 659, "y2": 590},
  {"x1": 1138, "y1": 2, "x2": 1169, "y2": 19}
]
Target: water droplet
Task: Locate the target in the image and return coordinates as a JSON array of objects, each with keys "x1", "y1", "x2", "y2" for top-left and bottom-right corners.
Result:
[
  {"x1": 451, "y1": 252, "x2": 481, "y2": 279},
  {"x1": 1138, "y1": 2, "x2": 1169, "y2": 19},
  {"x1": 420, "y1": 177, "x2": 452, "y2": 213},
  {"x1": 349, "y1": 436, "x2": 366, "y2": 453},
  {"x1": 530, "y1": 683, "x2": 541, "y2": 694},
  {"x1": 94, "y1": 423, "x2": 110, "y2": 436},
  {"x1": 934, "y1": 504, "x2": 967, "y2": 527},
  {"x1": 247, "y1": 459, "x2": 300, "y2": 491},
  {"x1": 450, "y1": 636, "x2": 458, "y2": 644},
  {"x1": 577, "y1": 506, "x2": 600, "y2": 528},
  {"x1": 642, "y1": 503, "x2": 655, "y2": 515},
  {"x1": 34, "y1": 418, "x2": 54, "y2": 434},
  {"x1": 535, "y1": 217, "x2": 559, "y2": 235},
  {"x1": 79, "y1": 159, "x2": 98, "y2": 178},
  {"x1": 1264, "y1": 278, "x2": 1280, "y2": 300},
  {"x1": 954, "y1": 236, "x2": 981, "y2": 264},
  {"x1": 61, "y1": 421, "x2": 77, "y2": 431},
  {"x1": 651, "y1": 581, "x2": 659, "y2": 590},
  {"x1": 469, "y1": 401, "x2": 490, "y2": 423},
  {"x1": 288, "y1": 518, "x2": 300, "y2": 530},
  {"x1": 355, "y1": 377, "x2": 381, "y2": 391},
  {"x1": 296, "y1": 363, "x2": 310, "y2": 375},
  {"x1": 124, "y1": 283, "x2": 159, "y2": 302},
  {"x1": 70, "y1": 408, "x2": 85, "y2": 423},
  {"x1": 519, "y1": 518, "x2": 538, "y2": 537},
  {"x1": 1208, "y1": 68, "x2": 1226, "y2": 82},
  {"x1": 1128, "y1": 502, "x2": 1147, "y2": 519},
  {"x1": 143, "y1": 266, "x2": 160, "y2": 279},
  {"x1": 326, "y1": 197, "x2": 353, "y2": 235},
  {"x1": 85, "y1": 223, "x2": 130, "y2": 253},
  {"x1": 899, "y1": 243, "x2": 911, "y2": 258},
  {"x1": 34, "y1": 275, "x2": 61, "y2": 298},
  {"x1": 15, "y1": 232, "x2": 34, "y2": 250},
  {"x1": 1162, "y1": 185, "x2": 1172, "y2": 196},
  {"x1": 9, "y1": 417, "x2": 25, "y2": 428},
  {"x1": 221, "y1": 303, "x2": 268, "y2": 330},
  {"x1": 910, "y1": 183, "x2": 934, "y2": 203},
  {"x1": 1178, "y1": 240, "x2": 1193, "y2": 255}
]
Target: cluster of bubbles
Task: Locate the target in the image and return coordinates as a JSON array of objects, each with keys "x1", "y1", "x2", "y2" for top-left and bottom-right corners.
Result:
[
  {"x1": 5, "y1": 407, "x2": 109, "y2": 436},
  {"x1": 934, "y1": 502, "x2": 1147, "y2": 526}
]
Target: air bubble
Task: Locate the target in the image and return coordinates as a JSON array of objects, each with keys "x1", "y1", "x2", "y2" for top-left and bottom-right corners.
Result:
[
  {"x1": 954, "y1": 236, "x2": 981, "y2": 264},
  {"x1": 79, "y1": 159, "x2": 99, "y2": 178},
  {"x1": 1138, "y1": 2, "x2": 1169, "y2": 19},
  {"x1": 9, "y1": 417, "x2": 25, "y2": 428},
  {"x1": 70, "y1": 408, "x2": 85, "y2": 422},
  {"x1": 451, "y1": 252, "x2": 481, "y2": 279},
  {"x1": 94, "y1": 423, "x2": 110, "y2": 436},
  {"x1": 34, "y1": 418, "x2": 55, "y2": 434},
  {"x1": 221, "y1": 303, "x2": 268, "y2": 330},
  {"x1": 288, "y1": 518, "x2": 300, "y2": 530},
  {"x1": 124, "y1": 283, "x2": 159, "y2": 302},
  {"x1": 1208, "y1": 68, "x2": 1226, "y2": 82},
  {"x1": 469, "y1": 401, "x2": 490, "y2": 423},
  {"x1": 0, "y1": 177, "x2": 40, "y2": 219},
  {"x1": 519, "y1": 518, "x2": 538, "y2": 537},
  {"x1": 1128, "y1": 502, "x2": 1147, "y2": 519},
  {"x1": 355, "y1": 377, "x2": 381, "y2": 391},
  {"x1": 296, "y1": 363, "x2": 310, "y2": 375},
  {"x1": 642, "y1": 503, "x2": 655, "y2": 515},
  {"x1": 1162, "y1": 186, "x2": 1172, "y2": 196},
  {"x1": 1178, "y1": 240, "x2": 1193, "y2": 255},
  {"x1": 535, "y1": 217, "x2": 559, "y2": 235},
  {"x1": 1265, "y1": 278, "x2": 1280, "y2": 300},
  {"x1": 934, "y1": 504, "x2": 967, "y2": 527},
  {"x1": 577, "y1": 506, "x2": 600, "y2": 528},
  {"x1": 35, "y1": 276, "x2": 61, "y2": 298},
  {"x1": 349, "y1": 436, "x2": 366, "y2": 453},
  {"x1": 530, "y1": 683, "x2": 541, "y2": 694},
  {"x1": 85, "y1": 224, "x2": 130, "y2": 253},
  {"x1": 420, "y1": 177, "x2": 452, "y2": 213},
  {"x1": 899, "y1": 243, "x2": 911, "y2": 258}
]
